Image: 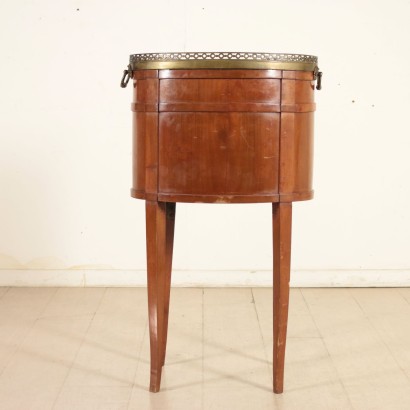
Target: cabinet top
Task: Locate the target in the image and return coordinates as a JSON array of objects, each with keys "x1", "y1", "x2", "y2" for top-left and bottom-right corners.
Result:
[{"x1": 129, "y1": 52, "x2": 318, "y2": 71}]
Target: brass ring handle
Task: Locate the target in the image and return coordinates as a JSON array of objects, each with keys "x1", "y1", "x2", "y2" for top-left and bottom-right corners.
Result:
[
  {"x1": 314, "y1": 67, "x2": 323, "y2": 90},
  {"x1": 120, "y1": 65, "x2": 132, "y2": 88},
  {"x1": 316, "y1": 71, "x2": 323, "y2": 90}
]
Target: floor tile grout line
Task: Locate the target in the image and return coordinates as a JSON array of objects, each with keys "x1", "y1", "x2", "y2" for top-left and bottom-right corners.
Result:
[
  {"x1": 349, "y1": 288, "x2": 410, "y2": 385},
  {"x1": 250, "y1": 288, "x2": 272, "y2": 383},
  {"x1": 4, "y1": 287, "x2": 408, "y2": 407},
  {"x1": 0, "y1": 287, "x2": 59, "y2": 379},
  {"x1": 126, "y1": 316, "x2": 148, "y2": 410},
  {"x1": 300, "y1": 288, "x2": 356, "y2": 410},
  {"x1": 0, "y1": 286, "x2": 11, "y2": 299},
  {"x1": 50, "y1": 287, "x2": 107, "y2": 410},
  {"x1": 396, "y1": 288, "x2": 410, "y2": 306}
]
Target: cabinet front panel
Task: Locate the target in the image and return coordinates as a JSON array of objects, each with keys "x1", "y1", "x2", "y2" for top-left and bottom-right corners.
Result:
[{"x1": 159, "y1": 112, "x2": 280, "y2": 198}]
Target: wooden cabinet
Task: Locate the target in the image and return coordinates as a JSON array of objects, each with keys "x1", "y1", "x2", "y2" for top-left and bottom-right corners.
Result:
[
  {"x1": 131, "y1": 68, "x2": 315, "y2": 204},
  {"x1": 123, "y1": 52, "x2": 321, "y2": 394}
]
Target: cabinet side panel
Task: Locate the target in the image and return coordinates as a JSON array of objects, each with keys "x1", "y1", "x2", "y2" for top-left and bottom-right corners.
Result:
[
  {"x1": 280, "y1": 112, "x2": 314, "y2": 201},
  {"x1": 131, "y1": 72, "x2": 159, "y2": 200},
  {"x1": 281, "y1": 79, "x2": 315, "y2": 104},
  {"x1": 132, "y1": 112, "x2": 146, "y2": 198}
]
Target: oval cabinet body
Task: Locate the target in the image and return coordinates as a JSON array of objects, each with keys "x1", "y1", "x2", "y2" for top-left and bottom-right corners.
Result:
[
  {"x1": 122, "y1": 52, "x2": 321, "y2": 394},
  {"x1": 131, "y1": 64, "x2": 316, "y2": 203}
]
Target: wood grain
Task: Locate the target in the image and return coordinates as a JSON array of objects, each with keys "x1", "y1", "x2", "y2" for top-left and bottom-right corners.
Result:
[
  {"x1": 272, "y1": 202, "x2": 292, "y2": 393},
  {"x1": 159, "y1": 69, "x2": 282, "y2": 79},
  {"x1": 145, "y1": 201, "x2": 175, "y2": 392},
  {"x1": 131, "y1": 70, "x2": 315, "y2": 204},
  {"x1": 160, "y1": 202, "x2": 176, "y2": 367},
  {"x1": 145, "y1": 200, "x2": 166, "y2": 392},
  {"x1": 279, "y1": 112, "x2": 314, "y2": 200},
  {"x1": 158, "y1": 112, "x2": 280, "y2": 197},
  {"x1": 160, "y1": 78, "x2": 281, "y2": 104}
]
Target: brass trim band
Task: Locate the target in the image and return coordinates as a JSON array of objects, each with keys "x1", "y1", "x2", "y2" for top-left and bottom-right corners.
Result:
[
  {"x1": 131, "y1": 60, "x2": 317, "y2": 71},
  {"x1": 129, "y1": 52, "x2": 318, "y2": 72}
]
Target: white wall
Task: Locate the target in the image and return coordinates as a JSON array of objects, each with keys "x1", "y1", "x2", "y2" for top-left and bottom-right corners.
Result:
[{"x1": 1, "y1": 0, "x2": 409, "y2": 285}]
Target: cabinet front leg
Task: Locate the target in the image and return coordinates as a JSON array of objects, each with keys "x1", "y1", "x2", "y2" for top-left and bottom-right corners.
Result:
[
  {"x1": 145, "y1": 200, "x2": 172, "y2": 393},
  {"x1": 272, "y1": 202, "x2": 292, "y2": 394}
]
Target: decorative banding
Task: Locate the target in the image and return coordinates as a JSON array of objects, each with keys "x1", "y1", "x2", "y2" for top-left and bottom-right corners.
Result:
[
  {"x1": 157, "y1": 193, "x2": 281, "y2": 204},
  {"x1": 158, "y1": 102, "x2": 281, "y2": 113},
  {"x1": 131, "y1": 102, "x2": 315, "y2": 113},
  {"x1": 279, "y1": 191, "x2": 314, "y2": 202},
  {"x1": 158, "y1": 69, "x2": 283, "y2": 79},
  {"x1": 130, "y1": 188, "x2": 145, "y2": 200},
  {"x1": 282, "y1": 71, "x2": 315, "y2": 80},
  {"x1": 132, "y1": 191, "x2": 314, "y2": 203},
  {"x1": 131, "y1": 103, "x2": 158, "y2": 112},
  {"x1": 144, "y1": 192, "x2": 158, "y2": 201},
  {"x1": 280, "y1": 103, "x2": 316, "y2": 113}
]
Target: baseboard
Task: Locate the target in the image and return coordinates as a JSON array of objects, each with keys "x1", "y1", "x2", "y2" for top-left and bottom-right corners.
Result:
[{"x1": 0, "y1": 269, "x2": 409, "y2": 287}]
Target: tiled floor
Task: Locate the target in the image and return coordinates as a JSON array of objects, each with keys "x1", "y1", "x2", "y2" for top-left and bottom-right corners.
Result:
[{"x1": 0, "y1": 288, "x2": 410, "y2": 409}]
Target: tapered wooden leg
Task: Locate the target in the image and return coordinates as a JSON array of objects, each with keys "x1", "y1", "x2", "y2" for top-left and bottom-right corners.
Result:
[
  {"x1": 272, "y1": 202, "x2": 292, "y2": 394},
  {"x1": 160, "y1": 202, "x2": 176, "y2": 367},
  {"x1": 145, "y1": 200, "x2": 175, "y2": 393}
]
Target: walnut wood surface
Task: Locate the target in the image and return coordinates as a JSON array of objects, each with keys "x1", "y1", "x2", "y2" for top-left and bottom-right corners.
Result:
[
  {"x1": 159, "y1": 69, "x2": 283, "y2": 79},
  {"x1": 161, "y1": 202, "x2": 176, "y2": 368},
  {"x1": 131, "y1": 69, "x2": 315, "y2": 203},
  {"x1": 145, "y1": 200, "x2": 166, "y2": 392},
  {"x1": 272, "y1": 202, "x2": 292, "y2": 393},
  {"x1": 280, "y1": 112, "x2": 314, "y2": 200},
  {"x1": 158, "y1": 112, "x2": 280, "y2": 197},
  {"x1": 130, "y1": 68, "x2": 317, "y2": 394},
  {"x1": 145, "y1": 201, "x2": 175, "y2": 392}
]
